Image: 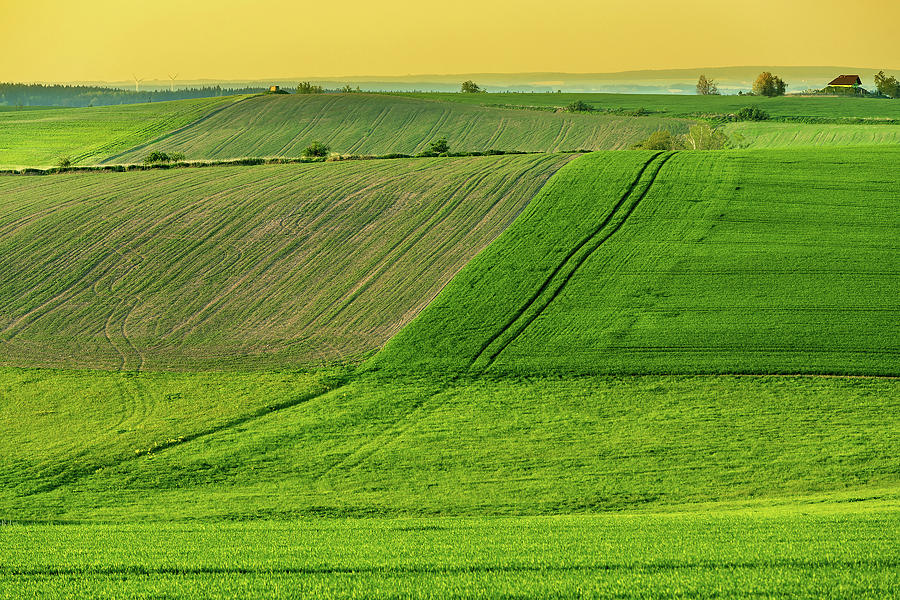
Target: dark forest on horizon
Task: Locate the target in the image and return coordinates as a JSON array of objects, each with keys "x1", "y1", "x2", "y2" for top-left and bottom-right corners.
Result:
[{"x1": 0, "y1": 83, "x2": 266, "y2": 108}]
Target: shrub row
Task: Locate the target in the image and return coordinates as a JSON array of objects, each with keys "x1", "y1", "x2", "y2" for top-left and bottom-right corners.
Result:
[{"x1": 1, "y1": 149, "x2": 589, "y2": 177}]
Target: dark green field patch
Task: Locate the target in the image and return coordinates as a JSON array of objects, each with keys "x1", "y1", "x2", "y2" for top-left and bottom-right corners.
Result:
[{"x1": 375, "y1": 147, "x2": 900, "y2": 376}]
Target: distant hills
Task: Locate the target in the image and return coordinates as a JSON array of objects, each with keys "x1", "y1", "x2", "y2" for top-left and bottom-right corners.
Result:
[{"x1": 58, "y1": 66, "x2": 895, "y2": 94}]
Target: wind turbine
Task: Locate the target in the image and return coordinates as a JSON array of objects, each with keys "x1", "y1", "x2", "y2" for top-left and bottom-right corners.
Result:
[
  {"x1": 132, "y1": 74, "x2": 144, "y2": 93},
  {"x1": 168, "y1": 73, "x2": 178, "y2": 92}
]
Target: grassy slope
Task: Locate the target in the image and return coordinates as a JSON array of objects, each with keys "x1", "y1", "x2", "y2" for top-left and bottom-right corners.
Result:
[
  {"x1": 3, "y1": 509, "x2": 897, "y2": 599},
  {"x1": 109, "y1": 93, "x2": 691, "y2": 162},
  {"x1": 0, "y1": 154, "x2": 570, "y2": 370},
  {"x1": 2, "y1": 368, "x2": 896, "y2": 521},
  {"x1": 396, "y1": 92, "x2": 900, "y2": 119},
  {"x1": 727, "y1": 121, "x2": 900, "y2": 148},
  {"x1": 0, "y1": 96, "x2": 242, "y2": 168},
  {"x1": 376, "y1": 148, "x2": 900, "y2": 376}
]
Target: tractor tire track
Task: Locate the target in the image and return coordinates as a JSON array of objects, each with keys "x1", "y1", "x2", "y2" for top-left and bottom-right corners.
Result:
[
  {"x1": 468, "y1": 152, "x2": 673, "y2": 371},
  {"x1": 314, "y1": 388, "x2": 442, "y2": 488}
]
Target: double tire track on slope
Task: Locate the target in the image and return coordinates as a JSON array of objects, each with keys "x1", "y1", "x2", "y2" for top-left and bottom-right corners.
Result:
[{"x1": 469, "y1": 152, "x2": 676, "y2": 371}]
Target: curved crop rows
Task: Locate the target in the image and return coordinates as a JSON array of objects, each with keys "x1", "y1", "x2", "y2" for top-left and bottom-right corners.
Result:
[
  {"x1": 0, "y1": 154, "x2": 571, "y2": 370},
  {"x1": 109, "y1": 94, "x2": 692, "y2": 162}
]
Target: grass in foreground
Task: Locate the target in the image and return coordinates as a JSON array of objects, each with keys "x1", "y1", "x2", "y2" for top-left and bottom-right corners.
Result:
[
  {"x1": 0, "y1": 96, "x2": 242, "y2": 168},
  {"x1": 3, "y1": 368, "x2": 897, "y2": 521},
  {"x1": 1, "y1": 507, "x2": 897, "y2": 599},
  {"x1": 376, "y1": 147, "x2": 900, "y2": 376},
  {"x1": 0, "y1": 154, "x2": 570, "y2": 370}
]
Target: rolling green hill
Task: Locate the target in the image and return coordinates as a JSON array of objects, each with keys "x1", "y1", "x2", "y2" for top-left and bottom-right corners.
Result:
[
  {"x1": 0, "y1": 154, "x2": 570, "y2": 370},
  {"x1": 375, "y1": 147, "x2": 900, "y2": 375},
  {"x1": 727, "y1": 121, "x2": 900, "y2": 148},
  {"x1": 3, "y1": 146, "x2": 898, "y2": 597},
  {"x1": 396, "y1": 92, "x2": 900, "y2": 120},
  {"x1": 0, "y1": 96, "x2": 243, "y2": 168},
  {"x1": 108, "y1": 93, "x2": 692, "y2": 163}
]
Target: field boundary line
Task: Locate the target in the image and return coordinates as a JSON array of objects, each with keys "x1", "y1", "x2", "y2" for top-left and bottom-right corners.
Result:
[
  {"x1": 478, "y1": 152, "x2": 676, "y2": 369},
  {"x1": 98, "y1": 95, "x2": 257, "y2": 164},
  {"x1": 465, "y1": 152, "x2": 664, "y2": 370}
]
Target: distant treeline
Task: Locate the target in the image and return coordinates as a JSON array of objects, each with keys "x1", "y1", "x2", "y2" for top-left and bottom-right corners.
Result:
[{"x1": 0, "y1": 83, "x2": 266, "y2": 107}]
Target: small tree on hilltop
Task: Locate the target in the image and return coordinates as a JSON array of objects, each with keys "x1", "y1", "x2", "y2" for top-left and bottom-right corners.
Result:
[
  {"x1": 753, "y1": 72, "x2": 787, "y2": 97},
  {"x1": 429, "y1": 138, "x2": 450, "y2": 154},
  {"x1": 303, "y1": 141, "x2": 330, "y2": 157},
  {"x1": 696, "y1": 75, "x2": 719, "y2": 95},
  {"x1": 461, "y1": 80, "x2": 484, "y2": 93}
]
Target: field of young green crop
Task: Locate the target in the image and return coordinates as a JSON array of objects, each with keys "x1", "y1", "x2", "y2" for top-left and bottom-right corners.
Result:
[
  {"x1": 0, "y1": 154, "x2": 570, "y2": 370},
  {"x1": 726, "y1": 121, "x2": 900, "y2": 147},
  {"x1": 2, "y1": 507, "x2": 897, "y2": 599},
  {"x1": 0, "y1": 96, "x2": 243, "y2": 168},
  {"x1": 3, "y1": 366, "x2": 897, "y2": 521},
  {"x1": 377, "y1": 147, "x2": 900, "y2": 376},
  {"x1": 3, "y1": 90, "x2": 898, "y2": 598},
  {"x1": 396, "y1": 92, "x2": 900, "y2": 120},
  {"x1": 108, "y1": 93, "x2": 691, "y2": 163}
]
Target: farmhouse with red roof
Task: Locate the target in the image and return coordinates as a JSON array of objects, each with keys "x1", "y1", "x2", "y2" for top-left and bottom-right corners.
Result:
[{"x1": 827, "y1": 75, "x2": 862, "y2": 88}]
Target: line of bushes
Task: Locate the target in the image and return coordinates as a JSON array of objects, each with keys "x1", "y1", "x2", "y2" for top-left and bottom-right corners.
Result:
[
  {"x1": 1, "y1": 149, "x2": 589, "y2": 177},
  {"x1": 0, "y1": 156, "x2": 328, "y2": 176}
]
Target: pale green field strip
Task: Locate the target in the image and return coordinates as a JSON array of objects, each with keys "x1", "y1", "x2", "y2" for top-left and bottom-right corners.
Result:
[
  {"x1": 108, "y1": 94, "x2": 692, "y2": 162},
  {"x1": 376, "y1": 147, "x2": 900, "y2": 376},
  {"x1": 2, "y1": 368, "x2": 896, "y2": 521},
  {"x1": 1, "y1": 507, "x2": 897, "y2": 599},
  {"x1": 0, "y1": 154, "x2": 570, "y2": 370},
  {"x1": 397, "y1": 92, "x2": 900, "y2": 120},
  {"x1": 0, "y1": 96, "x2": 243, "y2": 168},
  {"x1": 727, "y1": 121, "x2": 900, "y2": 147}
]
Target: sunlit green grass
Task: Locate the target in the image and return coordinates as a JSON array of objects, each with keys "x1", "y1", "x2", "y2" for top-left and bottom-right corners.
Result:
[
  {"x1": 726, "y1": 121, "x2": 900, "y2": 147},
  {"x1": 2, "y1": 507, "x2": 897, "y2": 599},
  {"x1": 3, "y1": 368, "x2": 897, "y2": 521},
  {"x1": 0, "y1": 96, "x2": 241, "y2": 168}
]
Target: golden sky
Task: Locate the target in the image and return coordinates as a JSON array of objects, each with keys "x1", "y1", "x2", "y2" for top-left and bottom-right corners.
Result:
[{"x1": 2, "y1": 0, "x2": 898, "y2": 81}]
